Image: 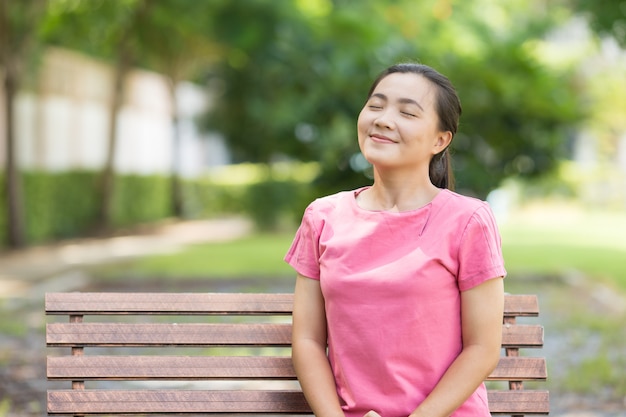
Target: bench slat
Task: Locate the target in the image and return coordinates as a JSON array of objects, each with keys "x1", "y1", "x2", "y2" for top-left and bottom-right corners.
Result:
[
  {"x1": 47, "y1": 323, "x2": 543, "y2": 348},
  {"x1": 489, "y1": 357, "x2": 547, "y2": 380},
  {"x1": 47, "y1": 390, "x2": 311, "y2": 414},
  {"x1": 45, "y1": 293, "x2": 538, "y2": 316},
  {"x1": 503, "y1": 294, "x2": 539, "y2": 317},
  {"x1": 488, "y1": 390, "x2": 550, "y2": 414},
  {"x1": 45, "y1": 292, "x2": 295, "y2": 315},
  {"x1": 46, "y1": 323, "x2": 292, "y2": 346},
  {"x1": 47, "y1": 389, "x2": 549, "y2": 415},
  {"x1": 47, "y1": 356, "x2": 296, "y2": 380},
  {"x1": 47, "y1": 356, "x2": 547, "y2": 381},
  {"x1": 502, "y1": 324, "x2": 543, "y2": 348}
]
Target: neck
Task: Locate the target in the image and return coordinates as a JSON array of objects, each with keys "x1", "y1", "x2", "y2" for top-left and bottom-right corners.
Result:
[{"x1": 360, "y1": 168, "x2": 440, "y2": 212}]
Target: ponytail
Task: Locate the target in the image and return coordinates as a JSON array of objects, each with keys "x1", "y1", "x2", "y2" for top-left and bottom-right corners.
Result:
[{"x1": 429, "y1": 148, "x2": 454, "y2": 190}]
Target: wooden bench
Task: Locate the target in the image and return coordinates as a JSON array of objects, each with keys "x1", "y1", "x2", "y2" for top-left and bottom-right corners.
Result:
[{"x1": 45, "y1": 292, "x2": 549, "y2": 416}]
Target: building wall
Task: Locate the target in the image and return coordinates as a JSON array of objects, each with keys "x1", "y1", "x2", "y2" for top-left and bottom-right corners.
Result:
[{"x1": 1, "y1": 47, "x2": 229, "y2": 176}]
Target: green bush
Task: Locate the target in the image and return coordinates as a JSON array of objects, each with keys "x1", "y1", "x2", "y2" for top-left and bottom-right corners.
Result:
[
  {"x1": 0, "y1": 171, "x2": 176, "y2": 248},
  {"x1": 244, "y1": 179, "x2": 318, "y2": 231},
  {"x1": 112, "y1": 174, "x2": 172, "y2": 228},
  {"x1": 0, "y1": 164, "x2": 319, "y2": 248},
  {"x1": 182, "y1": 178, "x2": 248, "y2": 218},
  {"x1": 23, "y1": 171, "x2": 100, "y2": 242}
]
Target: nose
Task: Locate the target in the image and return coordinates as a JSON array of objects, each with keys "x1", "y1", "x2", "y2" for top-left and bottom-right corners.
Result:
[{"x1": 374, "y1": 110, "x2": 394, "y2": 129}]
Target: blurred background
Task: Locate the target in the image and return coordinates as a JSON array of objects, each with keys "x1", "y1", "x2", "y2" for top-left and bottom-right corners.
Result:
[{"x1": 0, "y1": 0, "x2": 625, "y2": 416}]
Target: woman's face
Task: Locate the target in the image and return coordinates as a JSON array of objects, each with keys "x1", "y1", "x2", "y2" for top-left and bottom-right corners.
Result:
[{"x1": 357, "y1": 72, "x2": 451, "y2": 172}]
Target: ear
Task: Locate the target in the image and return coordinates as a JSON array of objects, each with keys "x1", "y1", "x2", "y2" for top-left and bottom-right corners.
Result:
[{"x1": 432, "y1": 131, "x2": 453, "y2": 155}]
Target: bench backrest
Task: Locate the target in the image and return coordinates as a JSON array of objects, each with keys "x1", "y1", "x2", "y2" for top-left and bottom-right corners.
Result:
[{"x1": 45, "y1": 292, "x2": 549, "y2": 416}]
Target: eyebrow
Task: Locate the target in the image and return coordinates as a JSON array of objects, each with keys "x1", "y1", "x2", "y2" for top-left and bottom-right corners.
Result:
[{"x1": 370, "y1": 93, "x2": 425, "y2": 111}]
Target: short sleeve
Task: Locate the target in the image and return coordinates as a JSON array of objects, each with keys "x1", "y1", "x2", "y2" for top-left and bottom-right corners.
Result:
[
  {"x1": 284, "y1": 205, "x2": 322, "y2": 280},
  {"x1": 457, "y1": 204, "x2": 507, "y2": 291}
]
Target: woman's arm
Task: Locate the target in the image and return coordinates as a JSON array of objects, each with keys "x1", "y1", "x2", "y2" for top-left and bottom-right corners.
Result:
[
  {"x1": 409, "y1": 276, "x2": 505, "y2": 417},
  {"x1": 292, "y1": 273, "x2": 345, "y2": 417}
]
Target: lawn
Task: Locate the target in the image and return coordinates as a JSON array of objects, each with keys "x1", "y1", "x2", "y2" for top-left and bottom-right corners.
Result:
[
  {"x1": 499, "y1": 203, "x2": 626, "y2": 291},
  {"x1": 99, "y1": 203, "x2": 626, "y2": 294},
  {"x1": 96, "y1": 233, "x2": 297, "y2": 281}
]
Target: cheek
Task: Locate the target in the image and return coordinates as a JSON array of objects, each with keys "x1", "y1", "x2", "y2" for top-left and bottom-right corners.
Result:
[
  {"x1": 357, "y1": 110, "x2": 366, "y2": 128},
  {"x1": 356, "y1": 112, "x2": 368, "y2": 138}
]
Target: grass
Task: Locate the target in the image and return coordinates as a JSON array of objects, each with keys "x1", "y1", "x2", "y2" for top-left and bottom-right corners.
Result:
[
  {"x1": 499, "y1": 203, "x2": 626, "y2": 291},
  {"x1": 495, "y1": 203, "x2": 626, "y2": 401},
  {"x1": 97, "y1": 233, "x2": 297, "y2": 281},
  {"x1": 99, "y1": 202, "x2": 626, "y2": 295}
]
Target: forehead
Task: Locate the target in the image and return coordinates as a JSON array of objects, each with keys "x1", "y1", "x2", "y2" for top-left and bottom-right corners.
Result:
[{"x1": 372, "y1": 73, "x2": 437, "y2": 107}]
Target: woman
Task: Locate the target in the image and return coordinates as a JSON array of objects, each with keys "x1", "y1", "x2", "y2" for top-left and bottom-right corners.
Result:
[{"x1": 285, "y1": 63, "x2": 506, "y2": 417}]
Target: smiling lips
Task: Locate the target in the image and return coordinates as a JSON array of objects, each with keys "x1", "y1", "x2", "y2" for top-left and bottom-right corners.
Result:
[{"x1": 370, "y1": 134, "x2": 396, "y2": 144}]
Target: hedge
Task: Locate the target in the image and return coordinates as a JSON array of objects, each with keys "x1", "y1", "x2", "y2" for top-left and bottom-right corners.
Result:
[{"x1": 0, "y1": 168, "x2": 317, "y2": 249}]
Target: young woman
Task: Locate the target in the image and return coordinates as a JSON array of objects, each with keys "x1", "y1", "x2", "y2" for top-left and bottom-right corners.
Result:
[{"x1": 285, "y1": 63, "x2": 506, "y2": 417}]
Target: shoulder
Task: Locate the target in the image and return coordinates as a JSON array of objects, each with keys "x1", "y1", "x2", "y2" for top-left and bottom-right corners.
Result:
[
  {"x1": 298, "y1": 189, "x2": 359, "y2": 237},
  {"x1": 436, "y1": 189, "x2": 498, "y2": 228},
  {"x1": 434, "y1": 190, "x2": 490, "y2": 215},
  {"x1": 439, "y1": 189, "x2": 488, "y2": 212},
  {"x1": 304, "y1": 188, "x2": 360, "y2": 216}
]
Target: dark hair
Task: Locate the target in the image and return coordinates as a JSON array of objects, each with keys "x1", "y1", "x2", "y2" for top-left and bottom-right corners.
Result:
[{"x1": 367, "y1": 63, "x2": 462, "y2": 190}]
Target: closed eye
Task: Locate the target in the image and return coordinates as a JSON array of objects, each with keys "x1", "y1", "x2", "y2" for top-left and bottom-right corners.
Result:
[{"x1": 401, "y1": 111, "x2": 416, "y2": 117}]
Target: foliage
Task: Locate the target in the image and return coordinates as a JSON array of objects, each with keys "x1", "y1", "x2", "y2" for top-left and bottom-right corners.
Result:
[
  {"x1": 199, "y1": 0, "x2": 320, "y2": 164},
  {"x1": 1, "y1": 0, "x2": 49, "y2": 247},
  {"x1": 112, "y1": 174, "x2": 172, "y2": 228},
  {"x1": 134, "y1": 0, "x2": 221, "y2": 81},
  {"x1": 0, "y1": 171, "x2": 177, "y2": 247},
  {"x1": 199, "y1": 0, "x2": 585, "y2": 198},
  {"x1": 42, "y1": 0, "x2": 144, "y2": 60},
  {"x1": 182, "y1": 163, "x2": 319, "y2": 231},
  {"x1": 182, "y1": 179, "x2": 248, "y2": 219},
  {"x1": 570, "y1": 0, "x2": 626, "y2": 47},
  {"x1": 22, "y1": 171, "x2": 100, "y2": 242},
  {"x1": 244, "y1": 179, "x2": 308, "y2": 231},
  {"x1": 0, "y1": 165, "x2": 321, "y2": 248},
  {"x1": 4, "y1": 0, "x2": 614, "y2": 243},
  {"x1": 41, "y1": 0, "x2": 225, "y2": 221},
  {"x1": 41, "y1": 0, "x2": 157, "y2": 230},
  {"x1": 0, "y1": 0, "x2": 47, "y2": 80}
]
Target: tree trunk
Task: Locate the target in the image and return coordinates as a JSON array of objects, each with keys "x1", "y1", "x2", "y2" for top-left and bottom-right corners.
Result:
[
  {"x1": 3, "y1": 65, "x2": 26, "y2": 248},
  {"x1": 96, "y1": 50, "x2": 130, "y2": 233},
  {"x1": 168, "y1": 78, "x2": 183, "y2": 218},
  {"x1": 0, "y1": 0, "x2": 26, "y2": 248},
  {"x1": 96, "y1": 0, "x2": 151, "y2": 233}
]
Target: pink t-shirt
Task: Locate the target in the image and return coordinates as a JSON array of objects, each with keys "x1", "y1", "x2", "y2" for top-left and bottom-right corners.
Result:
[{"x1": 284, "y1": 188, "x2": 506, "y2": 417}]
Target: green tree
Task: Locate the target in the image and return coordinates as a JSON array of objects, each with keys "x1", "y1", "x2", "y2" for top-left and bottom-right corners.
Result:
[
  {"x1": 200, "y1": 0, "x2": 394, "y2": 189},
  {"x1": 43, "y1": 0, "x2": 153, "y2": 231},
  {"x1": 418, "y1": 0, "x2": 583, "y2": 195},
  {"x1": 134, "y1": 0, "x2": 221, "y2": 217},
  {"x1": 44, "y1": 0, "x2": 223, "y2": 221},
  {"x1": 201, "y1": 0, "x2": 584, "y2": 198},
  {"x1": 201, "y1": 0, "x2": 316, "y2": 167},
  {"x1": 0, "y1": 0, "x2": 47, "y2": 248},
  {"x1": 570, "y1": 0, "x2": 626, "y2": 47}
]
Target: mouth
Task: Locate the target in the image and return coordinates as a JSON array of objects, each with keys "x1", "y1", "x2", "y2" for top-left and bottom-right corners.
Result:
[{"x1": 370, "y1": 134, "x2": 396, "y2": 144}]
